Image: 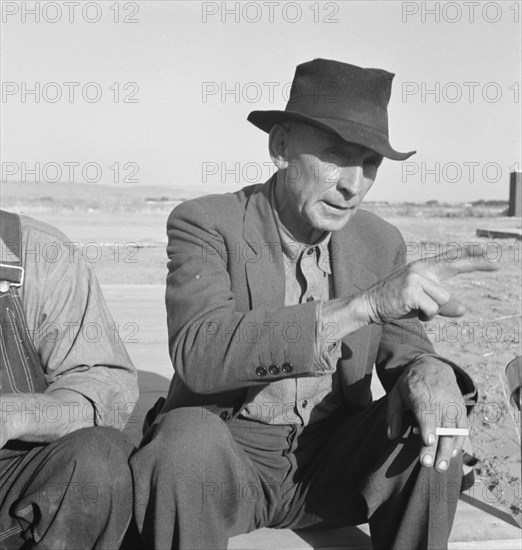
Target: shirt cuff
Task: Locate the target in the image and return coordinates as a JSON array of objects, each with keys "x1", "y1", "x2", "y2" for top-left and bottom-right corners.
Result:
[{"x1": 313, "y1": 302, "x2": 342, "y2": 374}]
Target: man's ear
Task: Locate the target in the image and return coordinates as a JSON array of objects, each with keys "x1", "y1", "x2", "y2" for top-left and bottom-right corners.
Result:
[{"x1": 268, "y1": 124, "x2": 290, "y2": 170}]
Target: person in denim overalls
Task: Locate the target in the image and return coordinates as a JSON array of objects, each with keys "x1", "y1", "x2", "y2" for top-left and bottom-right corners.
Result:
[{"x1": 0, "y1": 210, "x2": 138, "y2": 549}]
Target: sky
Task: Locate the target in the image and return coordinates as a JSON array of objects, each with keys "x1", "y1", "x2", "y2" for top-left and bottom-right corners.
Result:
[{"x1": 1, "y1": 0, "x2": 521, "y2": 203}]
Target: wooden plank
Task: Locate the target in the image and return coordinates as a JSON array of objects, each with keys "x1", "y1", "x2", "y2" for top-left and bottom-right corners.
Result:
[
  {"x1": 228, "y1": 526, "x2": 371, "y2": 550},
  {"x1": 227, "y1": 492, "x2": 522, "y2": 549},
  {"x1": 449, "y1": 540, "x2": 521, "y2": 550},
  {"x1": 476, "y1": 228, "x2": 522, "y2": 240}
]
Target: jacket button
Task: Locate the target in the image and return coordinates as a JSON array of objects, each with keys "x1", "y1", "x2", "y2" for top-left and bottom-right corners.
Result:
[
  {"x1": 281, "y1": 362, "x2": 293, "y2": 374},
  {"x1": 220, "y1": 411, "x2": 230, "y2": 421},
  {"x1": 255, "y1": 366, "x2": 267, "y2": 377},
  {"x1": 268, "y1": 364, "x2": 280, "y2": 375}
]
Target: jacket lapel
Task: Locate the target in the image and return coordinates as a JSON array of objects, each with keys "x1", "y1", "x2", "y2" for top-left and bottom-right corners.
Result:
[
  {"x1": 330, "y1": 214, "x2": 379, "y2": 402},
  {"x1": 330, "y1": 215, "x2": 378, "y2": 299},
  {"x1": 243, "y1": 178, "x2": 285, "y2": 308}
]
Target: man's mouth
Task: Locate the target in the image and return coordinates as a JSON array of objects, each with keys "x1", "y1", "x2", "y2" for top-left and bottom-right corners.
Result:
[{"x1": 322, "y1": 200, "x2": 351, "y2": 211}]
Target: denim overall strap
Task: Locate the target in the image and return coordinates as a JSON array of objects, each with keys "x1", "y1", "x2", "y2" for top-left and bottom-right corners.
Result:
[{"x1": 0, "y1": 210, "x2": 48, "y2": 394}]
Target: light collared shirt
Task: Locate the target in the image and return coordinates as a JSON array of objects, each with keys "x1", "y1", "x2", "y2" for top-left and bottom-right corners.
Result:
[
  {"x1": 0, "y1": 214, "x2": 138, "y2": 429},
  {"x1": 240, "y1": 184, "x2": 342, "y2": 425}
]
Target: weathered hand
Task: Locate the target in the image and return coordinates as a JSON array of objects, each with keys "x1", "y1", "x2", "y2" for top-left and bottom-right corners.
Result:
[
  {"x1": 0, "y1": 391, "x2": 94, "y2": 448},
  {"x1": 387, "y1": 360, "x2": 467, "y2": 471},
  {"x1": 0, "y1": 416, "x2": 15, "y2": 449},
  {"x1": 0, "y1": 395, "x2": 23, "y2": 449},
  {"x1": 362, "y1": 245, "x2": 498, "y2": 324}
]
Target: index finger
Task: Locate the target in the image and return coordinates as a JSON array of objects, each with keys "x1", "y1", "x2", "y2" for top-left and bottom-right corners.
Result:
[
  {"x1": 411, "y1": 399, "x2": 437, "y2": 467},
  {"x1": 412, "y1": 244, "x2": 500, "y2": 281}
]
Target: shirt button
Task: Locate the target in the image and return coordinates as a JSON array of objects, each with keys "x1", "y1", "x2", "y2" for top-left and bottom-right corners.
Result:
[
  {"x1": 306, "y1": 296, "x2": 315, "y2": 302},
  {"x1": 281, "y1": 362, "x2": 293, "y2": 374},
  {"x1": 268, "y1": 364, "x2": 280, "y2": 375},
  {"x1": 302, "y1": 400, "x2": 308, "y2": 408},
  {"x1": 306, "y1": 247, "x2": 314, "y2": 256},
  {"x1": 220, "y1": 411, "x2": 231, "y2": 421},
  {"x1": 255, "y1": 366, "x2": 267, "y2": 377}
]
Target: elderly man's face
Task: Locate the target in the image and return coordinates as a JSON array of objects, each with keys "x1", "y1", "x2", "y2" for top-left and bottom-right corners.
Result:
[{"x1": 273, "y1": 123, "x2": 382, "y2": 243}]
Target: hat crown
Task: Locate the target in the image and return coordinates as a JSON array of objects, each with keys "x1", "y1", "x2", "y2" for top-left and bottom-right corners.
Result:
[
  {"x1": 288, "y1": 58, "x2": 394, "y2": 107},
  {"x1": 284, "y1": 58, "x2": 392, "y2": 135}
]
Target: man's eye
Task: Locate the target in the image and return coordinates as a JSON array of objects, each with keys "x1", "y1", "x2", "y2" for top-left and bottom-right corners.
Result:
[{"x1": 365, "y1": 156, "x2": 382, "y2": 167}]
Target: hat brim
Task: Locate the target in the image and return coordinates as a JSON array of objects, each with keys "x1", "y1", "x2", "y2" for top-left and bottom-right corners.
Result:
[{"x1": 247, "y1": 110, "x2": 416, "y2": 161}]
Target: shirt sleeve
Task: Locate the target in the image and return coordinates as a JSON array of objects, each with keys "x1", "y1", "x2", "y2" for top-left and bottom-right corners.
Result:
[
  {"x1": 313, "y1": 301, "x2": 342, "y2": 374},
  {"x1": 19, "y1": 216, "x2": 138, "y2": 430}
]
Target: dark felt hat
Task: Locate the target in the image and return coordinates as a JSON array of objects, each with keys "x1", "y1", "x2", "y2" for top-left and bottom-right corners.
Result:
[{"x1": 248, "y1": 58, "x2": 415, "y2": 161}]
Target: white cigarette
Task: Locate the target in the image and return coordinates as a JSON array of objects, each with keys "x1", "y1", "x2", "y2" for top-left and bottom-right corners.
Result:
[{"x1": 412, "y1": 427, "x2": 469, "y2": 436}]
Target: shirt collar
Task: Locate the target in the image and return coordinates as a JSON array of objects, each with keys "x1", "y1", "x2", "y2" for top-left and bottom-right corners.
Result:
[{"x1": 270, "y1": 181, "x2": 332, "y2": 275}]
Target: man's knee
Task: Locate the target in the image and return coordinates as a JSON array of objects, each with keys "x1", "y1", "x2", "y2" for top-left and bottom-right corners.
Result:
[
  {"x1": 134, "y1": 407, "x2": 232, "y2": 473},
  {"x1": 65, "y1": 426, "x2": 134, "y2": 460},
  {"x1": 59, "y1": 427, "x2": 134, "y2": 497},
  {"x1": 5, "y1": 428, "x2": 133, "y2": 545}
]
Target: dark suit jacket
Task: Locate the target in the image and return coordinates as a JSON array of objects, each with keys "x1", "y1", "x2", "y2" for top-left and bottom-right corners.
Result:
[{"x1": 158, "y1": 177, "x2": 475, "y2": 422}]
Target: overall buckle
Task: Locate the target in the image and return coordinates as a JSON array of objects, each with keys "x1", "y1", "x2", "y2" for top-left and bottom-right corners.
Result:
[{"x1": 0, "y1": 264, "x2": 24, "y2": 292}]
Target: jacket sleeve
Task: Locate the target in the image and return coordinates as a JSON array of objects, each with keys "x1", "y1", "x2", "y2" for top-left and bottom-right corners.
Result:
[{"x1": 166, "y1": 199, "x2": 322, "y2": 394}]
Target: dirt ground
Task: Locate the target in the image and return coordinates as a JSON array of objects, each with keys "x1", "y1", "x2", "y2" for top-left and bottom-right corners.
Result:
[
  {"x1": 385, "y1": 214, "x2": 522, "y2": 523},
  {"x1": 12, "y1": 205, "x2": 522, "y2": 524}
]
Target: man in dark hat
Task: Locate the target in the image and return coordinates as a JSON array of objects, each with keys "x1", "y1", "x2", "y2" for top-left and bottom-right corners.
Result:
[{"x1": 131, "y1": 59, "x2": 496, "y2": 550}]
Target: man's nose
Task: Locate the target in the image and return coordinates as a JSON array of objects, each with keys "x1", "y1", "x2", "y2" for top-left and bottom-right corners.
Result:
[{"x1": 336, "y1": 166, "x2": 364, "y2": 197}]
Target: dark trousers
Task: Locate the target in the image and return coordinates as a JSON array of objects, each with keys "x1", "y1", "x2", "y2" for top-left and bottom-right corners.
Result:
[
  {"x1": 0, "y1": 427, "x2": 134, "y2": 550},
  {"x1": 131, "y1": 397, "x2": 462, "y2": 550}
]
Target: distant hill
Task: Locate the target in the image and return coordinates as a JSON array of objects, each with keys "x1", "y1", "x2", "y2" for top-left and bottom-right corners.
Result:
[
  {"x1": 0, "y1": 181, "x2": 511, "y2": 217},
  {"x1": 0, "y1": 181, "x2": 200, "y2": 210}
]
